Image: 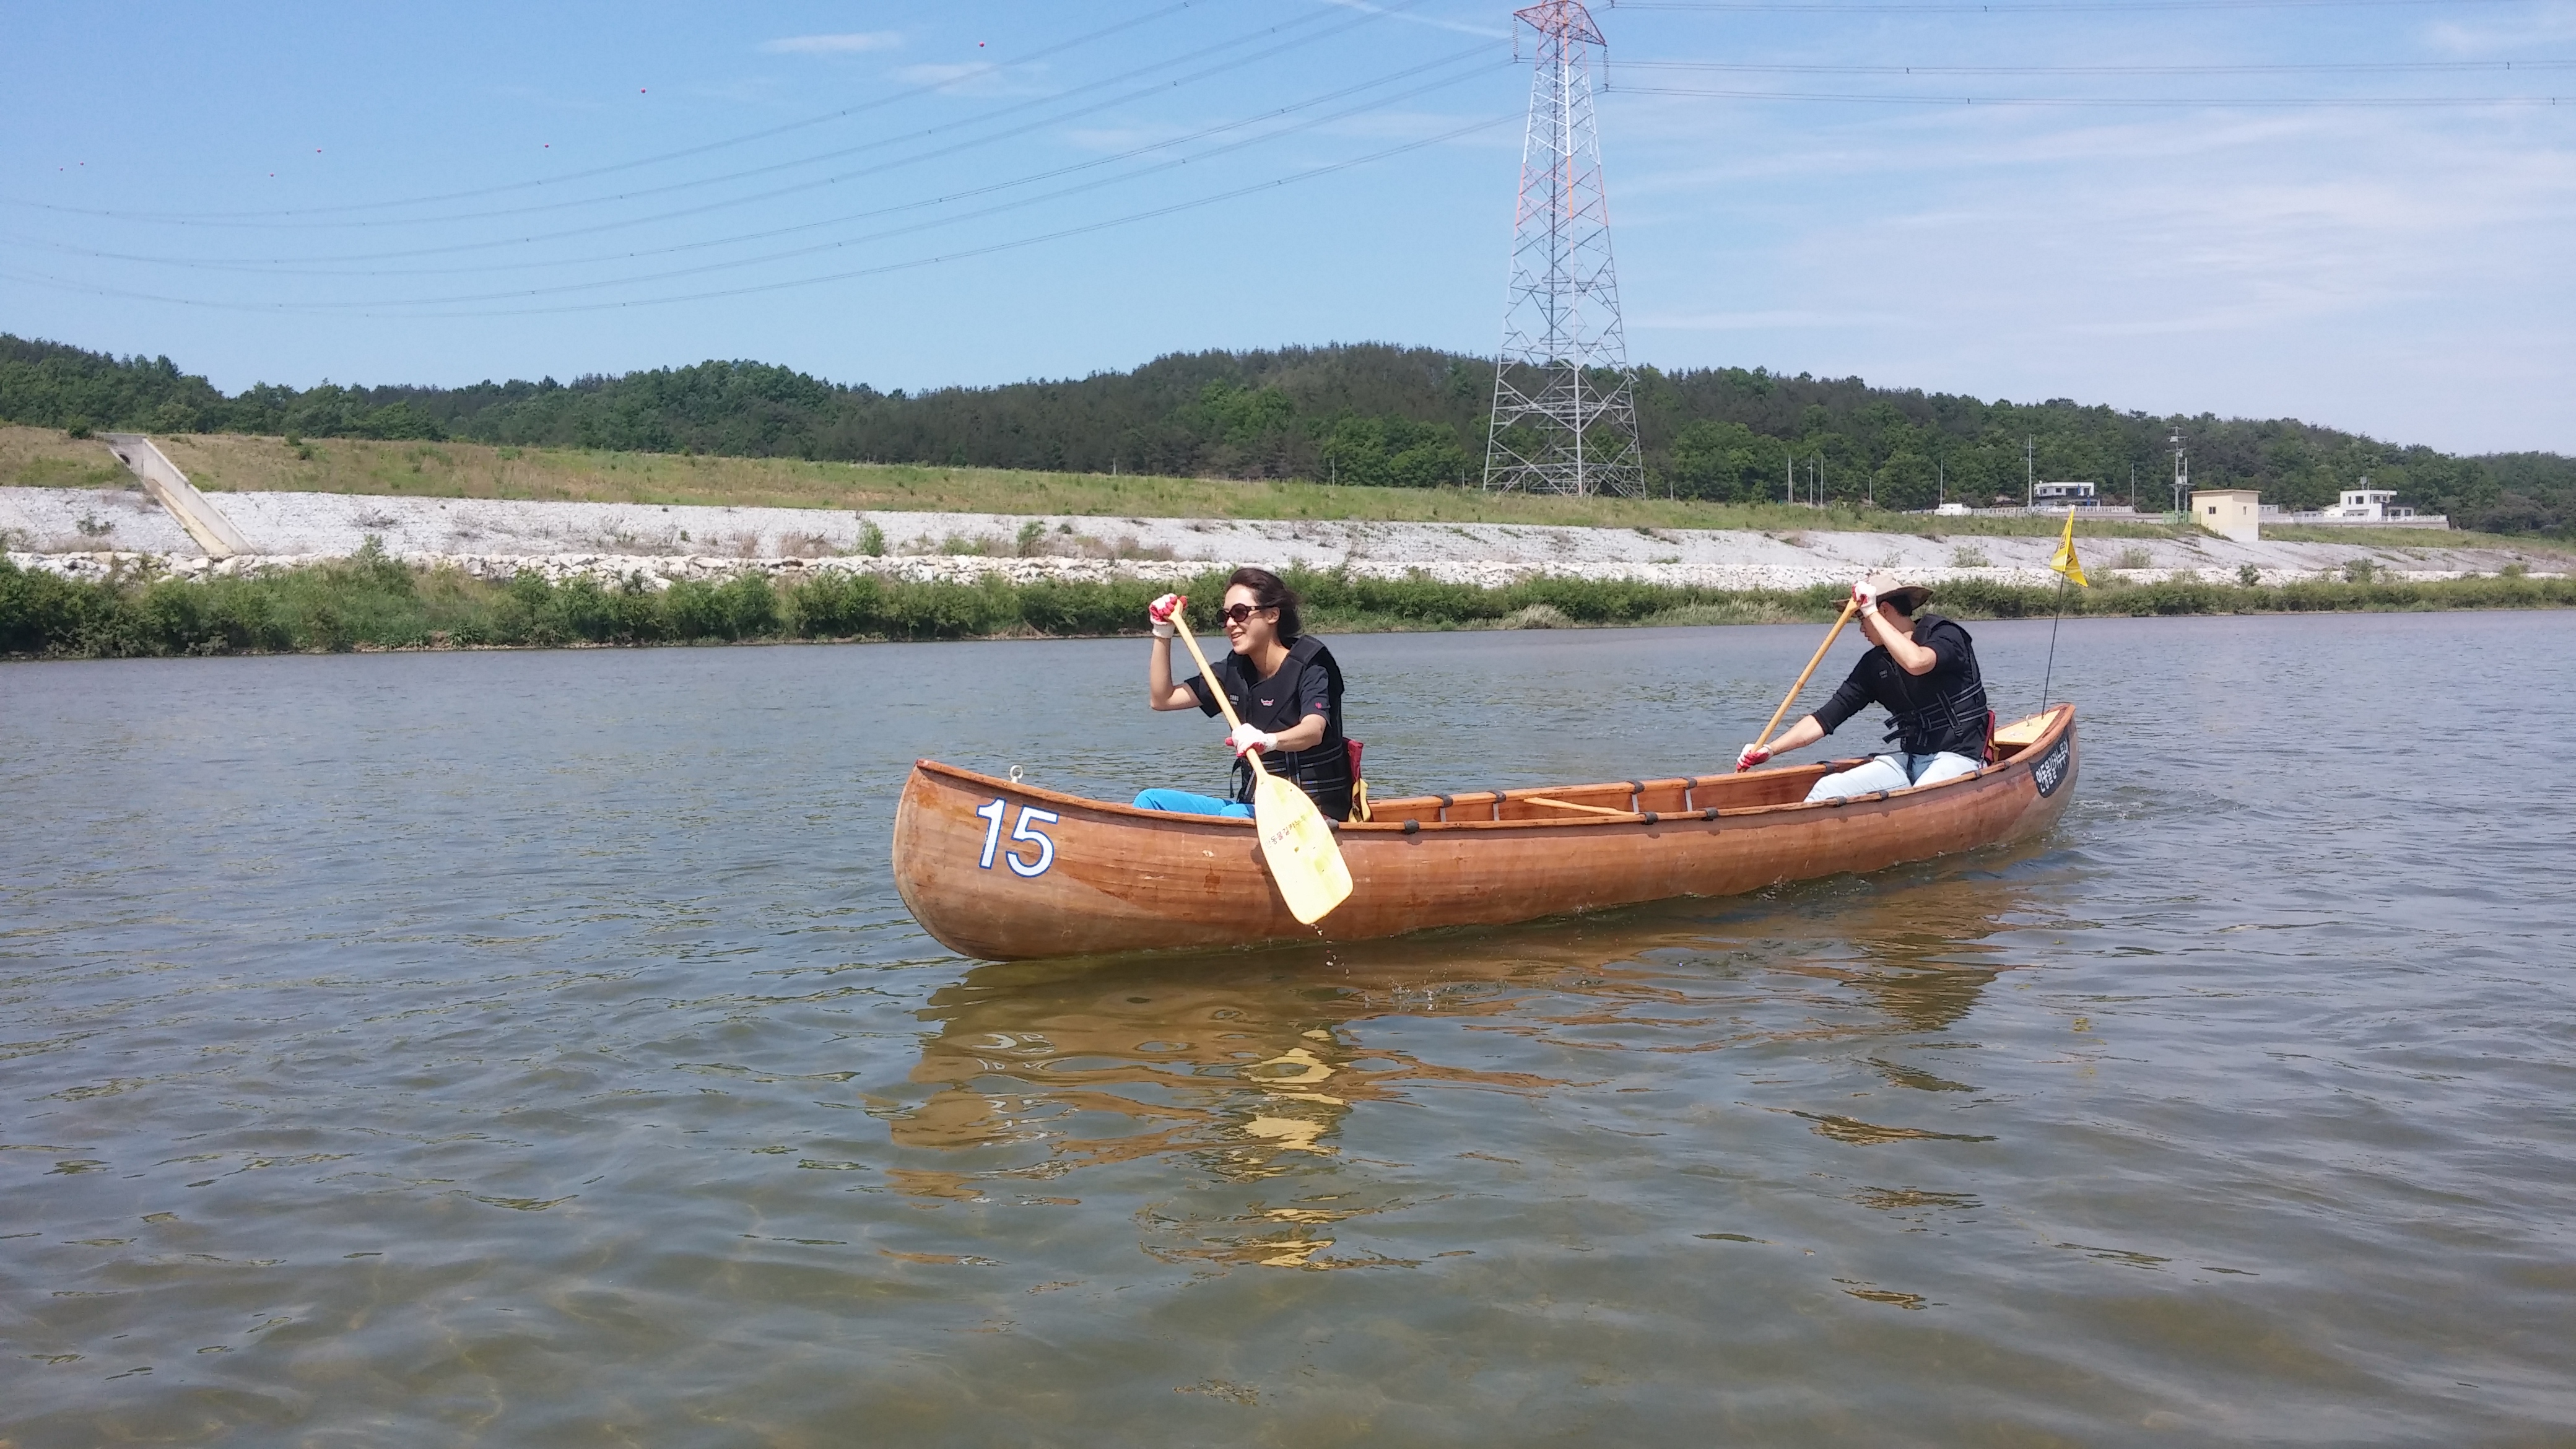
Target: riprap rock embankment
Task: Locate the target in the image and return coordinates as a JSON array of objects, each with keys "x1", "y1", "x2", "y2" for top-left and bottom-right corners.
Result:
[{"x1": 4, "y1": 487, "x2": 2559, "y2": 590}]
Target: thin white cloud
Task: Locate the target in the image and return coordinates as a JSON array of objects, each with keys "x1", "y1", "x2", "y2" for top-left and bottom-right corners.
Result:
[
  {"x1": 1604, "y1": 88, "x2": 2576, "y2": 448},
  {"x1": 892, "y1": 61, "x2": 1047, "y2": 97},
  {"x1": 1318, "y1": 0, "x2": 1510, "y2": 41},
  {"x1": 2422, "y1": 0, "x2": 2576, "y2": 53},
  {"x1": 1636, "y1": 308, "x2": 1910, "y2": 330},
  {"x1": 760, "y1": 32, "x2": 903, "y2": 56},
  {"x1": 1323, "y1": 108, "x2": 1520, "y2": 143},
  {"x1": 1060, "y1": 123, "x2": 1195, "y2": 152}
]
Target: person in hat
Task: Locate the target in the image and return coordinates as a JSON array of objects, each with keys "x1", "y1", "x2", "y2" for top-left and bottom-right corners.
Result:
[{"x1": 1736, "y1": 572, "x2": 1992, "y2": 802}]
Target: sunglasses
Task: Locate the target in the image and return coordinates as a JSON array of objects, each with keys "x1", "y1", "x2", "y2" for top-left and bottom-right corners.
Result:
[{"x1": 1219, "y1": 603, "x2": 1273, "y2": 625}]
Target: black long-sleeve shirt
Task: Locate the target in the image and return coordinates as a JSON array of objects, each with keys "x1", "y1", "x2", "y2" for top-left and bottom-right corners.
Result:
[{"x1": 1812, "y1": 613, "x2": 1990, "y2": 759}]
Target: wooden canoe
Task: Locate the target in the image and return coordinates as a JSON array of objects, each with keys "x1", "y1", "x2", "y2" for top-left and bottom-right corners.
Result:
[{"x1": 892, "y1": 703, "x2": 2079, "y2": 961}]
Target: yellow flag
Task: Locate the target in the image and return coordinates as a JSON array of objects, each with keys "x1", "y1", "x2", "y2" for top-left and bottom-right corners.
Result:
[{"x1": 2049, "y1": 506, "x2": 2091, "y2": 587}]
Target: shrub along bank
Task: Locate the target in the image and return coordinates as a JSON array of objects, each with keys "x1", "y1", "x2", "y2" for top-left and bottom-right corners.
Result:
[{"x1": 2, "y1": 549, "x2": 2570, "y2": 660}]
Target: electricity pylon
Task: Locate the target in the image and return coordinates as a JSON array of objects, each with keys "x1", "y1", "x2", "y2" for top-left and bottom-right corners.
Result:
[{"x1": 1484, "y1": 0, "x2": 1642, "y2": 498}]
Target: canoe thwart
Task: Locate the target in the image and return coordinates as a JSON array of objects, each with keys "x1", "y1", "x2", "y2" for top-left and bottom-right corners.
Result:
[{"x1": 1521, "y1": 794, "x2": 1637, "y2": 819}]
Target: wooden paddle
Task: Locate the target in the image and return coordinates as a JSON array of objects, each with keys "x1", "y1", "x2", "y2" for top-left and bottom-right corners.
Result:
[
  {"x1": 1742, "y1": 598, "x2": 1861, "y2": 770},
  {"x1": 1172, "y1": 611, "x2": 1355, "y2": 925}
]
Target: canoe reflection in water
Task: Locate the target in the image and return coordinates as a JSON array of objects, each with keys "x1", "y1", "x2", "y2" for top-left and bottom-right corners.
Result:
[{"x1": 878, "y1": 860, "x2": 2044, "y2": 1268}]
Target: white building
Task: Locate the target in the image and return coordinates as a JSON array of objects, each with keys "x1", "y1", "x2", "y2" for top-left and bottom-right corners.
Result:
[
  {"x1": 2033, "y1": 481, "x2": 2098, "y2": 507},
  {"x1": 2321, "y1": 486, "x2": 2422, "y2": 522},
  {"x1": 2263, "y1": 477, "x2": 2449, "y2": 528}
]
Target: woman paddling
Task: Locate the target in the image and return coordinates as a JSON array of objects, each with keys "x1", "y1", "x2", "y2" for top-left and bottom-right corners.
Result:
[{"x1": 1134, "y1": 567, "x2": 1355, "y2": 820}]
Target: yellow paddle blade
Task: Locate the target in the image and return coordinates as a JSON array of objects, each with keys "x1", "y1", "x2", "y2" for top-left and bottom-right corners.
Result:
[{"x1": 1252, "y1": 772, "x2": 1354, "y2": 925}]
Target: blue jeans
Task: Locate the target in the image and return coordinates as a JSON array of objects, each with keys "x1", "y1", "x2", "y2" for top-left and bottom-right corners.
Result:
[
  {"x1": 1132, "y1": 788, "x2": 1253, "y2": 817},
  {"x1": 1805, "y1": 751, "x2": 1982, "y2": 803}
]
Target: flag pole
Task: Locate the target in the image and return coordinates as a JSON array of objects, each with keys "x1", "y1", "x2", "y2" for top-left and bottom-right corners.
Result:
[
  {"x1": 2039, "y1": 571, "x2": 2068, "y2": 712},
  {"x1": 2039, "y1": 505, "x2": 2087, "y2": 712}
]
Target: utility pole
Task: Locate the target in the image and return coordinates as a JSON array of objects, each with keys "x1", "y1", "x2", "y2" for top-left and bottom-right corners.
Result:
[
  {"x1": 2170, "y1": 426, "x2": 2189, "y2": 514},
  {"x1": 2025, "y1": 435, "x2": 2035, "y2": 509},
  {"x1": 1938, "y1": 458, "x2": 1945, "y2": 510},
  {"x1": 1484, "y1": 1, "x2": 1641, "y2": 497}
]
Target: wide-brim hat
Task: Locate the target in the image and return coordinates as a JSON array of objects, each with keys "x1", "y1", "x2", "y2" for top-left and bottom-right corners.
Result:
[{"x1": 1860, "y1": 570, "x2": 1933, "y2": 614}]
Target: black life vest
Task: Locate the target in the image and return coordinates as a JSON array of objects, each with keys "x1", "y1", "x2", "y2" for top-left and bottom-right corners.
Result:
[
  {"x1": 1876, "y1": 612, "x2": 1990, "y2": 758},
  {"x1": 1208, "y1": 635, "x2": 1354, "y2": 820}
]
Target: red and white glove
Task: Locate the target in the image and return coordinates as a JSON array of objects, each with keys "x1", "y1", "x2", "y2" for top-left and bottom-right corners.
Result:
[
  {"x1": 1147, "y1": 593, "x2": 1185, "y2": 638},
  {"x1": 1850, "y1": 577, "x2": 1881, "y2": 613},
  {"x1": 1228, "y1": 723, "x2": 1278, "y2": 758},
  {"x1": 1736, "y1": 742, "x2": 1772, "y2": 773}
]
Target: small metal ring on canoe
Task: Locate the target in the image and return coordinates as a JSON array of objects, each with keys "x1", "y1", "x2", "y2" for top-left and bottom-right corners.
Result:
[
  {"x1": 1640, "y1": 811, "x2": 1659, "y2": 824},
  {"x1": 1700, "y1": 806, "x2": 1720, "y2": 820},
  {"x1": 1402, "y1": 819, "x2": 1419, "y2": 834}
]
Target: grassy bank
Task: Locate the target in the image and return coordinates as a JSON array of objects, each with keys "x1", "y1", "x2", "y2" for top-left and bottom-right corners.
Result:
[
  {"x1": 6, "y1": 550, "x2": 2572, "y2": 661},
  {"x1": 1, "y1": 424, "x2": 2198, "y2": 540}
]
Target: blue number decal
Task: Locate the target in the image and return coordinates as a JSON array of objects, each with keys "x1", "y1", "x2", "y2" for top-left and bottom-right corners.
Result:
[
  {"x1": 974, "y1": 798, "x2": 1007, "y2": 869},
  {"x1": 1004, "y1": 808, "x2": 1060, "y2": 877}
]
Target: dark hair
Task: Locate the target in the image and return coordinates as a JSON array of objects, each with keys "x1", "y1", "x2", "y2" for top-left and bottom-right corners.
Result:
[{"x1": 1227, "y1": 566, "x2": 1302, "y2": 640}]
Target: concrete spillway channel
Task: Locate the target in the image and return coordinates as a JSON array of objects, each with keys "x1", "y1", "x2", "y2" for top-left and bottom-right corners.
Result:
[{"x1": 100, "y1": 432, "x2": 253, "y2": 559}]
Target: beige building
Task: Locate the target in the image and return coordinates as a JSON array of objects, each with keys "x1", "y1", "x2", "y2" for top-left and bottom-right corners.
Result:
[{"x1": 2191, "y1": 489, "x2": 2262, "y2": 544}]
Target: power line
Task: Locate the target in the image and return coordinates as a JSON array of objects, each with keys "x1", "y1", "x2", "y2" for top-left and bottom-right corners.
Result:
[
  {"x1": 1608, "y1": 0, "x2": 2539, "y2": 11},
  {"x1": 0, "y1": 0, "x2": 1215, "y2": 223},
  {"x1": 270, "y1": 86, "x2": 1513, "y2": 305},
  {"x1": 1606, "y1": 80, "x2": 2569, "y2": 102},
  {"x1": 0, "y1": 115, "x2": 1519, "y2": 319},
  {"x1": 4, "y1": 52, "x2": 1510, "y2": 284},
  {"x1": 16, "y1": 0, "x2": 1419, "y2": 233},
  {"x1": 1617, "y1": 57, "x2": 2576, "y2": 74},
  {"x1": 6, "y1": 50, "x2": 1503, "y2": 274}
]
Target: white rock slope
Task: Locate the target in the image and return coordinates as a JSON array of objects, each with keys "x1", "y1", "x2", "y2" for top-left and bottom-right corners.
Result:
[{"x1": 4, "y1": 486, "x2": 2560, "y2": 590}]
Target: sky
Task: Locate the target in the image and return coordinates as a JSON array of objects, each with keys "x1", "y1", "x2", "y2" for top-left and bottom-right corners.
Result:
[{"x1": 3, "y1": 0, "x2": 2571, "y2": 453}]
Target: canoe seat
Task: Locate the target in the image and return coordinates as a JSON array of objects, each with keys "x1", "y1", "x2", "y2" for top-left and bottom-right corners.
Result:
[{"x1": 1991, "y1": 705, "x2": 2069, "y2": 760}]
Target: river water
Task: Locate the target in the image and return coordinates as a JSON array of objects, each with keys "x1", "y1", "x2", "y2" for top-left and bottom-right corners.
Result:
[{"x1": 4, "y1": 613, "x2": 2572, "y2": 1445}]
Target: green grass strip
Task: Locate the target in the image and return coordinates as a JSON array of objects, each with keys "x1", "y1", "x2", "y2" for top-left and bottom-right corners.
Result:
[{"x1": 4, "y1": 547, "x2": 2570, "y2": 660}]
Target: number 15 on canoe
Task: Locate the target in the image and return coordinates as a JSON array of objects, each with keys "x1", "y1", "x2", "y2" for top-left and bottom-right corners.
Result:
[{"x1": 974, "y1": 798, "x2": 1058, "y2": 877}]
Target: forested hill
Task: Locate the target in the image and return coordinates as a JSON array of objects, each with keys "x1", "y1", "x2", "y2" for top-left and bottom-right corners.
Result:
[{"x1": 3, "y1": 333, "x2": 2568, "y2": 536}]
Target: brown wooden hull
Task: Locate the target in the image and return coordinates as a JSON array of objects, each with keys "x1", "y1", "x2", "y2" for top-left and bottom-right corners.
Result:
[{"x1": 892, "y1": 706, "x2": 2078, "y2": 960}]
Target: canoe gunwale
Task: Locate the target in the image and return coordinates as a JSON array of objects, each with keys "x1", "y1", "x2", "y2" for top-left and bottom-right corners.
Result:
[{"x1": 907, "y1": 703, "x2": 2073, "y2": 836}]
